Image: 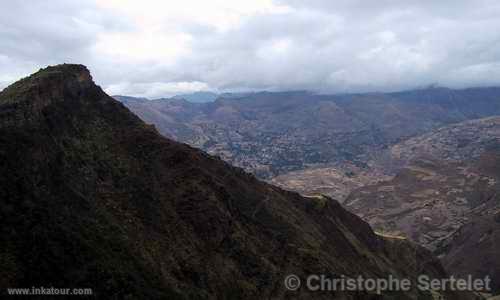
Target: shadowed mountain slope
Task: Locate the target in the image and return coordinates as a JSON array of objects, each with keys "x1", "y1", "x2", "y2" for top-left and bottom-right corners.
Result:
[
  {"x1": 0, "y1": 65, "x2": 476, "y2": 299},
  {"x1": 441, "y1": 211, "x2": 500, "y2": 293}
]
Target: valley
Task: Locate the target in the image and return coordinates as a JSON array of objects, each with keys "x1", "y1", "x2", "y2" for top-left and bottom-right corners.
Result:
[
  {"x1": 0, "y1": 64, "x2": 477, "y2": 299},
  {"x1": 116, "y1": 88, "x2": 500, "y2": 295},
  {"x1": 116, "y1": 87, "x2": 500, "y2": 194}
]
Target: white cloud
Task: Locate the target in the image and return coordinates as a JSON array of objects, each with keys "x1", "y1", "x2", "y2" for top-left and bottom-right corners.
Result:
[
  {"x1": 106, "y1": 81, "x2": 211, "y2": 98},
  {"x1": 2, "y1": 0, "x2": 500, "y2": 96}
]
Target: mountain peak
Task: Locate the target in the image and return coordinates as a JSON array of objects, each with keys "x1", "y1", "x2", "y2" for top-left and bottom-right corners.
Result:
[
  {"x1": 40, "y1": 63, "x2": 93, "y2": 83},
  {"x1": 0, "y1": 64, "x2": 95, "y2": 105}
]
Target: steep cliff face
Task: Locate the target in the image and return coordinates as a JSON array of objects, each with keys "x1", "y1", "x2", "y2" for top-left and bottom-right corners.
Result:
[{"x1": 0, "y1": 65, "x2": 472, "y2": 299}]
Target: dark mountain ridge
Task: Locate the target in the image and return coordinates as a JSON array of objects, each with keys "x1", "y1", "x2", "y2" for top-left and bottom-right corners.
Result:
[{"x1": 0, "y1": 64, "x2": 476, "y2": 299}]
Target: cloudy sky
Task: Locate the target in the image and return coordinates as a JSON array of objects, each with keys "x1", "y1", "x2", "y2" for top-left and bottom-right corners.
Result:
[{"x1": 2, "y1": 0, "x2": 500, "y2": 98}]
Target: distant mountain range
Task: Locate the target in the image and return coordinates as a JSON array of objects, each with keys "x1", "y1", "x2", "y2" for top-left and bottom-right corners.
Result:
[
  {"x1": 114, "y1": 91, "x2": 273, "y2": 104},
  {"x1": 115, "y1": 86, "x2": 500, "y2": 178},
  {"x1": 114, "y1": 91, "x2": 219, "y2": 104},
  {"x1": 172, "y1": 91, "x2": 219, "y2": 103}
]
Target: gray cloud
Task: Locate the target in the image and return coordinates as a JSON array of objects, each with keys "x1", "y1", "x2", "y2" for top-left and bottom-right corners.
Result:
[{"x1": 2, "y1": 0, "x2": 500, "y2": 96}]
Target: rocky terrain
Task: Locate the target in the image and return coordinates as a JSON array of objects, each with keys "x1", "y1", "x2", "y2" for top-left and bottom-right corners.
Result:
[
  {"x1": 390, "y1": 116, "x2": 500, "y2": 166},
  {"x1": 0, "y1": 64, "x2": 477, "y2": 299},
  {"x1": 345, "y1": 128, "x2": 500, "y2": 294},
  {"x1": 270, "y1": 165, "x2": 391, "y2": 201},
  {"x1": 345, "y1": 156, "x2": 500, "y2": 250}
]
